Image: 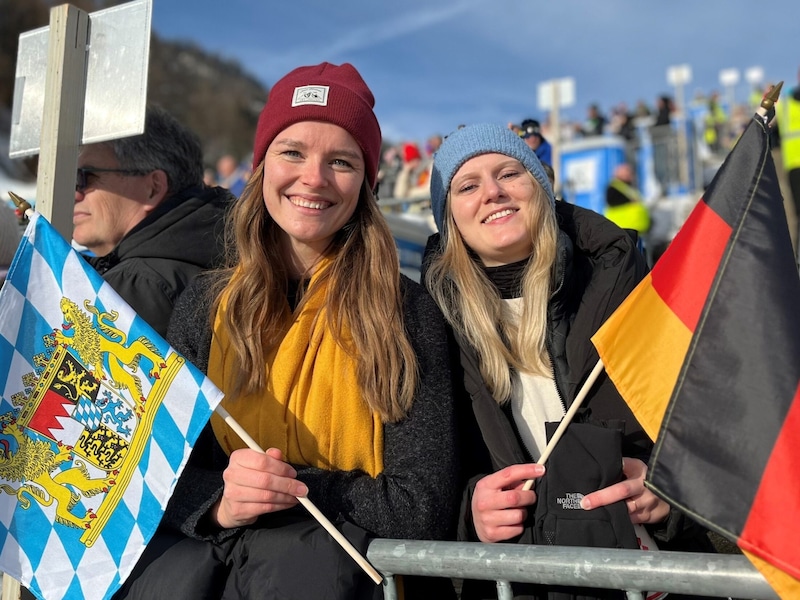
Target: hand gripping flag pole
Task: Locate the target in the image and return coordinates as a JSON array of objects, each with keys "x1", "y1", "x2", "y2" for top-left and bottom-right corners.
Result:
[
  {"x1": 215, "y1": 405, "x2": 383, "y2": 585},
  {"x1": 521, "y1": 360, "x2": 605, "y2": 491}
]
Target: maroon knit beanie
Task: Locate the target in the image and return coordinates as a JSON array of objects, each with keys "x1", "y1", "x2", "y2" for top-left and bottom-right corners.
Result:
[{"x1": 251, "y1": 62, "x2": 382, "y2": 189}]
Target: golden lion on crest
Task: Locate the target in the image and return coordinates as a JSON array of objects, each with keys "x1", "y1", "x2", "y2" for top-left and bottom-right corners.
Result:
[
  {"x1": 0, "y1": 413, "x2": 116, "y2": 529},
  {"x1": 52, "y1": 298, "x2": 166, "y2": 413}
]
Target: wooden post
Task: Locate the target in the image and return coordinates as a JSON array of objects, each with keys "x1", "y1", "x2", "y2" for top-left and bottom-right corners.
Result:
[
  {"x1": 1, "y1": 576, "x2": 20, "y2": 600},
  {"x1": 35, "y1": 3, "x2": 90, "y2": 240}
]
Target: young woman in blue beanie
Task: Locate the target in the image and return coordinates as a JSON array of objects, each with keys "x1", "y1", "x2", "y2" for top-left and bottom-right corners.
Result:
[
  {"x1": 112, "y1": 62, "x2": 459, "y2": 600},
  {"x1": 423, "y1": 123, "x2": 714, "y2": 600}
]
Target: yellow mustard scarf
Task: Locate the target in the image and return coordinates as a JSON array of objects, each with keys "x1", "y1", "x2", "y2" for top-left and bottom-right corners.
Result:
[{"x1": 208, "y1": 262, "x2": 384, "y2": 477}]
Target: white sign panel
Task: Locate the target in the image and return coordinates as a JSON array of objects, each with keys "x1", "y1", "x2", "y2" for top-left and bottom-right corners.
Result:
[
  {"x1": 538, "y1": 78, "x2": 576, "y2": 111},
  {"x1": 719, "y1": 68, "x2": 740, "y2": 87},
  {"x1": 10, "y1": 0, "x2": 152, "y2": 158},
  {"x1": 666, "y1": 64, "x2": 692, "y2": 87},
  {"x1": 745, "y1": 66, "x2": 764, "y2": 85}
]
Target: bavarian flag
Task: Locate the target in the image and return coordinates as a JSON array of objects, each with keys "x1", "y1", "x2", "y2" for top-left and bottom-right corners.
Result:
[
  {"x1": 592, "y1": 114, "x2": 800, "y2": 598},
  {"x1": 0, "y1": 212, "x2": 224, "y2": 600}
]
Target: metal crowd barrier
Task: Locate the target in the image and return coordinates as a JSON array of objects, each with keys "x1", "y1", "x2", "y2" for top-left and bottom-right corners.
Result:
[
  {"x1": 1, "y1": 541, "x2": 780, "y2": 599},
  {"x1": 366, "y1": 540, "x2": 780, "y2": 600}
]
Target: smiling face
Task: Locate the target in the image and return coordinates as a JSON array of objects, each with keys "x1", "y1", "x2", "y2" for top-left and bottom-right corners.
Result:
[
  {"x1": 262, "y1": 121, "x2": 365, "y2": 275},
  {"x1": 448, "y1": 153, "x2": 541, "y2": 267}
]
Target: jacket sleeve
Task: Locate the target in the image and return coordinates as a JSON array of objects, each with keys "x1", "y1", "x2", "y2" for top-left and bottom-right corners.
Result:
[
  {"x1": 160, "y1": 276, "x2": 235, "y2": 541},
  {"x1": 294, "y1": 283, "x2": 460, "y2": 541},
  {"x1": 457, "y1": 474, "x2": 486, "y2": 542},
  {"x1": 100, "y1": 263, "x2": 176, "y2": 338}
]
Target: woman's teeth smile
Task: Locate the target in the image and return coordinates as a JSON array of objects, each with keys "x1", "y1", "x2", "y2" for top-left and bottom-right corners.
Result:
[
  {"x1": 291, "y1": 197, "x2": 329, "y2": 210},
  {"x1": 483, "y1": 209, "x2": 514, "y2": 224}
]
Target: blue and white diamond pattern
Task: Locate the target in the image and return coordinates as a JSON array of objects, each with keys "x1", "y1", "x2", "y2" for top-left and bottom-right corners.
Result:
[{"x1": 0, "y1": 214, "x2": 223, "y2": 600}]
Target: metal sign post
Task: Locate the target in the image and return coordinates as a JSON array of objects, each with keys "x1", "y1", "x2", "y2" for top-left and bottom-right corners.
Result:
[
  {"x1": 9, "y1": 0, "x2": 152, "y2": 241},
  {"x1": 719, "y1": 67, "x2": 741, "y2": 113},
  {"x1": 745, "y1": 66, "x2": 765, "y2": 111},
  {"x1": 667, "y1": 64, "x2": 692, "y2": 193},
  {"x1": 537, "y1": 77, "x2": 575, "y2": 191}
]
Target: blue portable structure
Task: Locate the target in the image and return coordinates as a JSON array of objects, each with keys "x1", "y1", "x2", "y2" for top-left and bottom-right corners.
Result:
[{"x1": 559, "y1": 137, "x2": 626, "y2": 214}]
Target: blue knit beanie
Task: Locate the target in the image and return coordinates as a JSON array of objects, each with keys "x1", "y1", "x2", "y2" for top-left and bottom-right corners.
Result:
[{"x1": 429, "y1": 123, "x2": 555, "y2": 232}]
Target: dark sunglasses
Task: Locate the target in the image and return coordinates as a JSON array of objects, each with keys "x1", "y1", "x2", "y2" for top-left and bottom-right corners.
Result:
[{"x1": 76, "y1": 168, "x2": 149, "y2": 192}]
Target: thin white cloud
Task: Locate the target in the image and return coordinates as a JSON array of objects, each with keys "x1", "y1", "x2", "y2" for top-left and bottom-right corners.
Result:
[
  {"x1": 322, "y1": 2, "x2": 478, "y2": 56},
  {"x1": 251, "y1": 1, "x2": 480, "y2": 78},
  {"x1": 152, "y1": 0, "x2": 799, "y2": 142}
]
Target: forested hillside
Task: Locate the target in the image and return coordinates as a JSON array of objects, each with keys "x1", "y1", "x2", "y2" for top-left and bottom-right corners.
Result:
[{"x1": 0, "y1": 0, "x2": 269, "y2": 177}]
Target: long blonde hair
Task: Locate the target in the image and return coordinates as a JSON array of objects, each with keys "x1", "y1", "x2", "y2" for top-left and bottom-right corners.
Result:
[
  {"x1": 211, "y1": 162, "x2": 418, "y2": 423},
  {"x1": 425, "y1": 173, "x2": 558, "y2": 402}
]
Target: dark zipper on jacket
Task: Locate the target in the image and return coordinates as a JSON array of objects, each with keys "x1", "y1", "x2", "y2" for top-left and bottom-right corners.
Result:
[
  {"x1": 546, "y1": 341, "x2": 567, "y2": 413},
  {"x1": 546, "y1": 249, "x2": 569, "y2": 414},
  {"x1": 510, "y1": 270, "x2": 568, "y2": 464},
  {"x1": 508, "y1": 355, "x2": 566, "y2": 464}
]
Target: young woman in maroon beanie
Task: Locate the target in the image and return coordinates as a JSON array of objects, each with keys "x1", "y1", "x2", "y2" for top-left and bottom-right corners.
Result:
[{"x1": 112, "y1": 63, "x2": 459, "y2": 600}]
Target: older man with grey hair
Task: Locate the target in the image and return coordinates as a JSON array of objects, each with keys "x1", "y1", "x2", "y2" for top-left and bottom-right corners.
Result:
[{"x1": 74, "y1": 105, "x2": 233, "y2": 336}]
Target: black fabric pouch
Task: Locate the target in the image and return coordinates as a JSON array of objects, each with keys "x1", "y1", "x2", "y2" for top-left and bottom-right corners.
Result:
[{"x1": 532, "y1": 421, "x2": 638, "y2": 551}]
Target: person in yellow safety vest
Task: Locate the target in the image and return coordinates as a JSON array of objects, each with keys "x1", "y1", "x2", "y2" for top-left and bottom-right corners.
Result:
[
  {"x1": 750, "y1": 85, "x2": 766, "y2": 112},
  {"x1": 605, "y1": 163, "x2": 651, "y2": 235},
  {"x1": 775, "y1": 72, "x2": 800, "y2": 242},
  {"x1": 704, "y1": 91, "x2": 728, "y2": 154}
]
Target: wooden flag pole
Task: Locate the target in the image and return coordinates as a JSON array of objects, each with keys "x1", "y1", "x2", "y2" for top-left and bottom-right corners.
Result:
[
  {"x1": 522, "y1": 358, "x2": 605, "y2": 491},
  {"x1": 214, "y1": 405, "x2": 383, "y2": 585}
]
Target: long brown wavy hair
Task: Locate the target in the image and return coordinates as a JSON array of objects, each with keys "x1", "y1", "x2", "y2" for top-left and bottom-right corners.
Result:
[{"x1": 211, "y1": 161, "x2": 418, "y2": 423}]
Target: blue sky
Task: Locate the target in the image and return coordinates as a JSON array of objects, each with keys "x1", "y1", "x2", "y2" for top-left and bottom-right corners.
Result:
[{"x1": 153, "y1": 0, "x2": 797, "y2": 144}]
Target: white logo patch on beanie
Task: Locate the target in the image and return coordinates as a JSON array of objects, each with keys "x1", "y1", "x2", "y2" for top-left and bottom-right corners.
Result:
[{"x1": 292, "y1": 85, "x2": 329, "y2": 107}]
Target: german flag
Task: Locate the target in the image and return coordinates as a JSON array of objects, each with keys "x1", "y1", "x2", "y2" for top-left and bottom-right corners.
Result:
[{"x1": 592, "y1": 114, "x2": 800, "y2": 598}]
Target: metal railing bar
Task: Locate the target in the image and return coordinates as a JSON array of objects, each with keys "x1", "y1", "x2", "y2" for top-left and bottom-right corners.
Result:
[{"x1": 366, "y1": 540, "x2": 779, "y2": 600}]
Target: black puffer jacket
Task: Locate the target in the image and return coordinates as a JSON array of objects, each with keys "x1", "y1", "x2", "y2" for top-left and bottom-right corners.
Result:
[
  {"x1": 87, "y1": 185, "x2": 232, "y2": 337},
  {"x1": 425, "y1": 202, "x2": 649, "y2": 475},
  {"x1": 424, "y1": 202, "x2": 714, "y2": 600}
]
